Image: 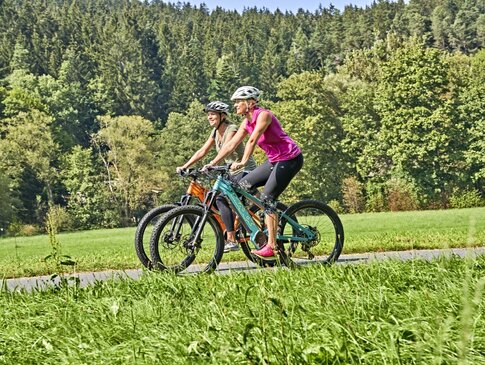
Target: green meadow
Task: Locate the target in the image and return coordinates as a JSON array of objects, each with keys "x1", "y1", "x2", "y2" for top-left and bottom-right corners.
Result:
[
  {"x1": 0, "y1": 207, "x2": 484, "y2": 279},
  {"x1": 1, "y1": 257, "x2": 484, "y2": 364}
]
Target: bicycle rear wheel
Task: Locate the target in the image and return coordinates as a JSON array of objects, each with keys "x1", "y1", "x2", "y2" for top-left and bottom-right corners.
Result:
[
  {"x1": 278, "y1": 200, "x2": 344, "y2": 266},
  {"x1": 150, "y1": 205, "x2": 224, "y2": 274},
  {"x1": 135, "y1": 204, "x2": 177, "y2": 269}
]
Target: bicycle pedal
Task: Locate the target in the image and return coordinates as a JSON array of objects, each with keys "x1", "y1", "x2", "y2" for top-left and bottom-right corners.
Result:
[{"x1": 308, "y1": 252, "x2": 315, "y2": 260}]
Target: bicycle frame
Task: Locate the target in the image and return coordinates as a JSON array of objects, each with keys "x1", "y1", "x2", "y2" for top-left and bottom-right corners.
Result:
[
  {"x1": 211, "y1": 174, "x2": 317, "y2": 247},
  {"x1": 180, "y1": 175, "x2": 225, "y2": 228},
  {"x1": 172, "y1": 171, "x2": 257, "y2": 243}
]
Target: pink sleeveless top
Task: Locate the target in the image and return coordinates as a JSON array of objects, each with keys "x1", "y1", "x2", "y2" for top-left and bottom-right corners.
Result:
[{"x1": 244, "y1": 107, "x2": 301, "y2": 163}]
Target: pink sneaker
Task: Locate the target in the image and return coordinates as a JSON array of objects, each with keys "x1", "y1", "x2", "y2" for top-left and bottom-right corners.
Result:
[{"x1": 251, "y1": 245, "x2": 276, "y2": 258}]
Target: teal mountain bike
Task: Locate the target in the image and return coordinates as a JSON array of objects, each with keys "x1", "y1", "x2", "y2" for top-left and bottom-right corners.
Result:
[
  {"x1": 135, "y1": 169, "x2": 285, "y2": 269},
  {"x1": 149, "y1": 165, "x2": 344, "y2": 273}
]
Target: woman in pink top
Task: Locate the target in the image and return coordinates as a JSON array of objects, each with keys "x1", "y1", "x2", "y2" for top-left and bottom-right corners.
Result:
[{"x1": 204, "y1": 86, "x2": 303, "y2": 258}]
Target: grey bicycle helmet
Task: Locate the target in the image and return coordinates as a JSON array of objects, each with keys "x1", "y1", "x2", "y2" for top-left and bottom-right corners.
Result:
[
  {"x1": 230, "y1": 86, "x2": 261, "y2": 101},
  {"x1": 203, "y1": 101, "x2": 229, "y2": 114}
]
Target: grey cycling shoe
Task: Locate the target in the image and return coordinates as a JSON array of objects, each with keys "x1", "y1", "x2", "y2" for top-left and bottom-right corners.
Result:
[{"x1": 223, "y1": 241, "x2": 240, "y2": 253}]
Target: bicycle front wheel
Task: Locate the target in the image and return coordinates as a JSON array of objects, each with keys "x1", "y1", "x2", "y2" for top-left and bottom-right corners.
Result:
[
  {"x1": 135, "y1": 204, "x2": 177, "y2": 269},
  {"x1": 149, "y1": 205, "x2": 224, "y2": 274},
  {"x1": 278, "y1": 200, "x2": 344, "y2": 265}
]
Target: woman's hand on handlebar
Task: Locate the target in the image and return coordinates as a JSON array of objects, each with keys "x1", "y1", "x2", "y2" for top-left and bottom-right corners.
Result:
[
  {"x1": 201, "y1": 163, "x2": 233, "y2": 173},
  {"x1": 201, "y1": 162, "x2": 215, "y2": 172},
  {"x1": 230, "y1": 161, "x2": 245, "y2": 171}
]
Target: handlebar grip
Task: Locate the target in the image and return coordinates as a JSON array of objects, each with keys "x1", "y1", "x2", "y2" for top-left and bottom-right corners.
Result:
[
  {"x1": 206, "y1": 164, "x2": 231, "y2": 172},
  {"x1": 178, "y1": 168, "x2": 200, "y2": 178}
]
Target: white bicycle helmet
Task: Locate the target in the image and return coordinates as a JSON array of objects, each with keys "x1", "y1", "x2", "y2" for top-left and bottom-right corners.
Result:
[
  {"x1": 230, "y1": 86, "x2": 261, "y2": 101},
  {"x1": 203, "y1": 101, "x2": 229, "y2": 114}
]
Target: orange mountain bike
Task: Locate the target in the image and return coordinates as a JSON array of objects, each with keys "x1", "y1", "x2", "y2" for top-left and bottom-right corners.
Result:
[{"x1": 134, "y1": 169, "x2": 280, "y2": 269}]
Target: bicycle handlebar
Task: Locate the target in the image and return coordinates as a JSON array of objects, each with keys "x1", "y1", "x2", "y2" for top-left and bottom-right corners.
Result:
[
  {"x1": 204, "y1": 165, "x2": 231, "y2": 173},
  {"x1": 178, "y1": 165, "x2": 237, "y2": 184},
  {"x1": 177, "y1": 168, "x2": 202, "y2": 179},
  {"x1": 178, "y1": 165, "x2": 231, "y2": 179}
]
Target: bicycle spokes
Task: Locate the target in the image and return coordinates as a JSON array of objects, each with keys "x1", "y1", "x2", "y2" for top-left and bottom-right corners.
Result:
[
  {"x1": 279, "y1": 200, "x2": 344, "y2": 263},
  {"x1": 150, "y1": 205, "x2": 225, "y2": 274}
]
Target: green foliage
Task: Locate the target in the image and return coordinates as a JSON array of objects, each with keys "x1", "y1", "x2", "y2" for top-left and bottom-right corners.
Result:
[
  {"x1": 327, "y1": 199, "x2": 344, "y2": 214},
  {"x1": 39, "y1": 48, "x2": 98, "y2": 148},
  {"x1": 0, "y1": 0, "x2": 481, "y2": 121},
  {"x1": 478, "y1": 13, "x2": 485, "y2": 46},
  {"x1": 92, "y1": 115, "x2": 162, "y2": 224},
  {"x1": 168, "y1": 34, "x2": 208, "y2": 112},
  {"x1": 461, "y1": 50, "x2": 485, "y2": 186},
  {"x1": 2, "y1": 69, "x2": 45, "y2": 118},
  {"x1": 449, "y1": 0, "x2": 482, "y2": 52},
  {"x1": 60, "y1": 146, "x2": 111, "y2": 229},
  {"x1": 259, "y1": 33, "x2": 286, "y2": 99},
  {"x1": 342, "y1": 176, "x2": 365, "y2": 213},
  {"x1": 386, "y1": 177, "x2": 420, "y2": 212},
  {"x1": 273, "y1": 71, "x2": 347, "y2": 203},
  {"x1": 0, "y1": 85, "x2": 5, "y2": 116},
  {"x1": 365, "y1": 182, "x2": 388, "y2": 213},
  {"x1": 208, "y1": 54, "x2": 240, "y2": 101},
  {"x1": 0, "y1": 171, "x2": 16, "y2": 231},
  {"x1": 431, "y1": 1, "x2": 458, "y2": 51},
  {"x1": 449, "y1": 189, "x2": 485, "y2": 209},
  {"x1": 374, "y1": 37, "x2": 468, "y2": 201},
  {"x1": 7, "y1": 222, "x2": 40, "y2": 237},
  {"x1": 286, "y1": 27, "x2": 311, "y2": 75},
  {"x1": 1, "y1": 45, "x2": 97, "y2": 149},
  {"x1": 156, "y1": 100, "x2": 214, "y2": 203},
  {"x1": 339, "y1": 39, "x2": 387, "y2": 84},
  {"x1": 0, "y1": 110, "x2": 59, "y2": 205},
  {"x1": 338, "y1": 76, "x2": 382, "y2": 180},
  {"x1": 0, "y1": 0, "x2": 483, "y2": 226},
  {"x1": 88, "y1": 20, "x2": 162, "y2": 120},
  {"x1": 8, "y1": 41, "x2": 31, "y2": 72}
]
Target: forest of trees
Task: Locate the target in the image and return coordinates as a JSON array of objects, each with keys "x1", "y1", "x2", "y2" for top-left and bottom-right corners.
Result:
[{"x1": 0, "y1": 0, "x2": 483, "y2": 234}]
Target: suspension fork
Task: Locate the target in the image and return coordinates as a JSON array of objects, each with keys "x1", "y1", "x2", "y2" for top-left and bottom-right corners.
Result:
[
  {"x1": 178, "y1": 194, "x2": 191, "y2": 206},
  {"x1": 190, "y1": 189, "x2": 218, "y2": 245},
  {"x1": 166, "y1": 194, "x2": 194, "y2": 240}
]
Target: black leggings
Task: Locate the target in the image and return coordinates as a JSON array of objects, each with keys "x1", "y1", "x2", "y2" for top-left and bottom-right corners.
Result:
[{"x1": 240, "y1": 153, "x2": 304, "y2": 202}]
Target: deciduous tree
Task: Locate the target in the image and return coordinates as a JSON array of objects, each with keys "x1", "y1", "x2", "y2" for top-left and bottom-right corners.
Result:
[
  {"x1": 92, "y1": 115, "x2": 162, "y2": 224},
  {"x1": 272, "y1": 71, "x2": 347, "y2": 203}
]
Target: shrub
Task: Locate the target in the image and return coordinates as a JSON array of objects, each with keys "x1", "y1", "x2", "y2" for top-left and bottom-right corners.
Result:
[
  {"x1": 342, "y1": 176, "x2": 365, "y2": 213},
  {"x1": 449, "y1": 189, "x2": 485, "y2": 209},
  {"x1": 327, "y1": 199, "x2": 344, "y2": 214},
  {"x1": 43, "y1": 206, "x2": 74, "y2": 232},
  {"x1": 102, "y1": 208, "x2": 123, "y2": 228},
  {"x1": 425, "y1": 198, "x2": 446, "y2": 210},
  {"x1": 19, "y1": 224, "x2": 41, "y2": 236},
  {"x1": 7, "y1": 222, "x2": 41, "y2": 237},
  {"x1": 386, "y1": 178, "x2": 419, "y2": 211},
  {"x1": 365, "y1": 183, "x2": 387, "y2": 212}
]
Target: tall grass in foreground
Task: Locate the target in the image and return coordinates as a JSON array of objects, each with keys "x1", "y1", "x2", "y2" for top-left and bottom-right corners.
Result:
[{"x1": 1, "y1": 256, "x2": 484, "y2": 364}]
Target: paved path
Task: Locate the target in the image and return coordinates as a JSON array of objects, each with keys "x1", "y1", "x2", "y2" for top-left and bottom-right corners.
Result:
[{"x1": 3, "y1": 247, "x2": 485, "y2": 293}]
